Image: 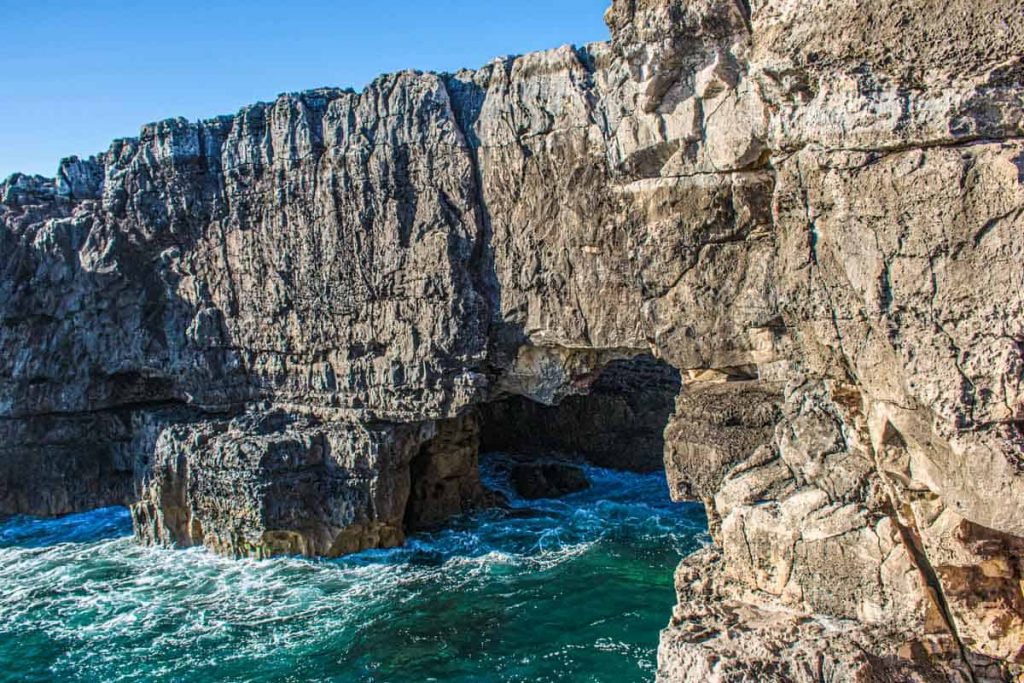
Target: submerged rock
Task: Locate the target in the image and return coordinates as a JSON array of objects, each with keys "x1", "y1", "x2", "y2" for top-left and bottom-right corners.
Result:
[{"x1": 509, "y1": 462, "x2": 591, "y2": 500}]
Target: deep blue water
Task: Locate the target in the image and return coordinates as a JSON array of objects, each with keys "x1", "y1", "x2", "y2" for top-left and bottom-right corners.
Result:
[{"x1": 0, "y1": 457, "x2": 707, "y2": 682}]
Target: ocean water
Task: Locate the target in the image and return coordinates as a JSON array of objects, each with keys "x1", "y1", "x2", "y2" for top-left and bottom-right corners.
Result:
[{"x1": 0, "y1": 456, "x2": 707, "y2": 683}]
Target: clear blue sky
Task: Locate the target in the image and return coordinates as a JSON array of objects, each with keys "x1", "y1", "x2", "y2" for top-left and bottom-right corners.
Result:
[{"x1": 0, "y1": 0, "x2": 611, "y2": 179}]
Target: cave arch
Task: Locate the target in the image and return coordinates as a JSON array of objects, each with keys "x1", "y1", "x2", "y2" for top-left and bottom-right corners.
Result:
[{"x1": 476, "y1": 354, "x2": 682, "y2": 474}]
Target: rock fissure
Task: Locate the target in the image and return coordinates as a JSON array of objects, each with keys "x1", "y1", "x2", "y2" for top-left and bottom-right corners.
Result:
[{"x1": 894, "y1": 515, "x2": 980, "y2": 683}]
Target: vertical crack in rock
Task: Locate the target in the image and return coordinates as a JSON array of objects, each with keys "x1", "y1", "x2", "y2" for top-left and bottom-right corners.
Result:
[{"x1": 893, "y1": 515, "x2": 979, "y2": 682}]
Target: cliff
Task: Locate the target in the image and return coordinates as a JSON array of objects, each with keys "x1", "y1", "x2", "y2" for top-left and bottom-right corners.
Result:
[{"x1": 2, "y1": 0, "x2": 1023, "y2": 679}]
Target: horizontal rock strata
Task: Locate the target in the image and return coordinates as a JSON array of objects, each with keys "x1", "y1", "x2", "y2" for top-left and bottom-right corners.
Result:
[{"x1": 2, "y1": 0, "x2": 1023, "y2": 678}]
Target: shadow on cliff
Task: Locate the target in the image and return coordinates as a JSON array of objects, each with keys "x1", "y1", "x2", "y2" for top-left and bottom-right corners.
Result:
[
  {"x1": 0, "y1": 156, "x2": 233, "y2": 517},
  {"x1": 441, "y1": 69, "x2": 532, "y2": 378}
]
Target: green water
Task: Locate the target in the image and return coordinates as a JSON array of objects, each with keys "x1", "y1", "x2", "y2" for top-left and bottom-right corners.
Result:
[{"x1": 0, "y1": 456, "x2": 707, "y2": 682}]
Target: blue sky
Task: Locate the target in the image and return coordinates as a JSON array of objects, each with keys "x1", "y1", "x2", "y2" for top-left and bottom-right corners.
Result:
[{"x1": 0, "y1": 0, "x2": 610, "y2": 179}]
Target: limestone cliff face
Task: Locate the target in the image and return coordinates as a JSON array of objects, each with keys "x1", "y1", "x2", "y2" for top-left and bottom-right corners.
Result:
[{"x1": 2, "y1": 0, "x2": 1023, "y2": 679}]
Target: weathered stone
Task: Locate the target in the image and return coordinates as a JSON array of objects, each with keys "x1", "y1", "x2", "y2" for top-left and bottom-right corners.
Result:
[
  {"x1": 509, "y1": 462, "x2": 590, "y2": 500},
  {"x1": 664, "y1": 380, "x2": 783, "y2": 502},
  {"x1": 2, "y1": 0, "x2": 1023, "y2": 676},
  {"x1": 130, "y1": 411, "x2": 499, "y2": 557},
  {"x1": 657, "y1": 548, "x2": 985, "y2": 683},
  {"x1": 405, "y1": 413, "x2": 502, "y2": 530},
  {"x1": 131, "y1": 412, "x2": 435, "y2": 557}
]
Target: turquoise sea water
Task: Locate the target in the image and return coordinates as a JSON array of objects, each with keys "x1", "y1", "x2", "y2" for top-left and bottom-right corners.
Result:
[{"x1": 0, "y1": 457, "x2": 707, "y2": 683}]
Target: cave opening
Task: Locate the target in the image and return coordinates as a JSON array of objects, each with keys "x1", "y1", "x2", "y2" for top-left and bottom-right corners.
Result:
[
  {"x1": 477, "y1": 353, "x2": 683, "y2": 476},
  {"x1": 390, "y1": 353, "x2": 706, "y2": 678},
  {"x1": 382, "y1": 353, "x2": 706, "y2": 680},
  {"x1": 2, "y1": 354, "x2": 707, "y2": 681},
  {"x1": 401, "y1": 353, "x2": 686, "y2": 537}
]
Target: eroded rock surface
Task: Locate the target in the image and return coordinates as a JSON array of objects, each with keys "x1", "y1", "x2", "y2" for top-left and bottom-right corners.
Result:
[
  {"x1": 2, "y1": 0, "x2": 1023, "y2": 677},
  {"x1": 509, "y1": 461, "x2": 591, "y2": 500}
]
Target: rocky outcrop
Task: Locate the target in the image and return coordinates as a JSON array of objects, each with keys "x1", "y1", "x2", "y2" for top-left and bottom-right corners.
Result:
[
  {"x1": 2, "y1": 0, "x2": 1023, "y2": 678},
  {"x1": 129, "y1": 410, "x2": 494, "y2": 556}
]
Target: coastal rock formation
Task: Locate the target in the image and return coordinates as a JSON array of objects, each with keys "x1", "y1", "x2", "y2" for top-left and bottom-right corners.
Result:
[
  {"x1": 479, "y1": 354, "x2": 681, "y2": 471},
  {"x1": 1, "y1": 0, "x2": 1022, "y2": 679}
]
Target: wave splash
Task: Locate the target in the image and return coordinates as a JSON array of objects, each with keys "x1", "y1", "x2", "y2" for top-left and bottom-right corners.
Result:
[{"x1": 0, "y1": 456, "x2": 707, "y2": 683}]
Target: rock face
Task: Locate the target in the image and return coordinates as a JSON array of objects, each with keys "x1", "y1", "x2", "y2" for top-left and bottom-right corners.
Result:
[
  {"x1": 130, "y1": 412, "x2": 495, "y2": 557},
  {"x1": 509, "y1": 461, "x2": 591, "y2": 500},
  {"x1": 2, "y1": 0, "x2": 1023, "y2": 678}
]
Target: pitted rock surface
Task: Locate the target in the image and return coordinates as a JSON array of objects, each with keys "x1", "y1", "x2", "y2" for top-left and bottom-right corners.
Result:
[{"x1": 2, "y1": 0, "x2": 1023, "y2": 678}]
